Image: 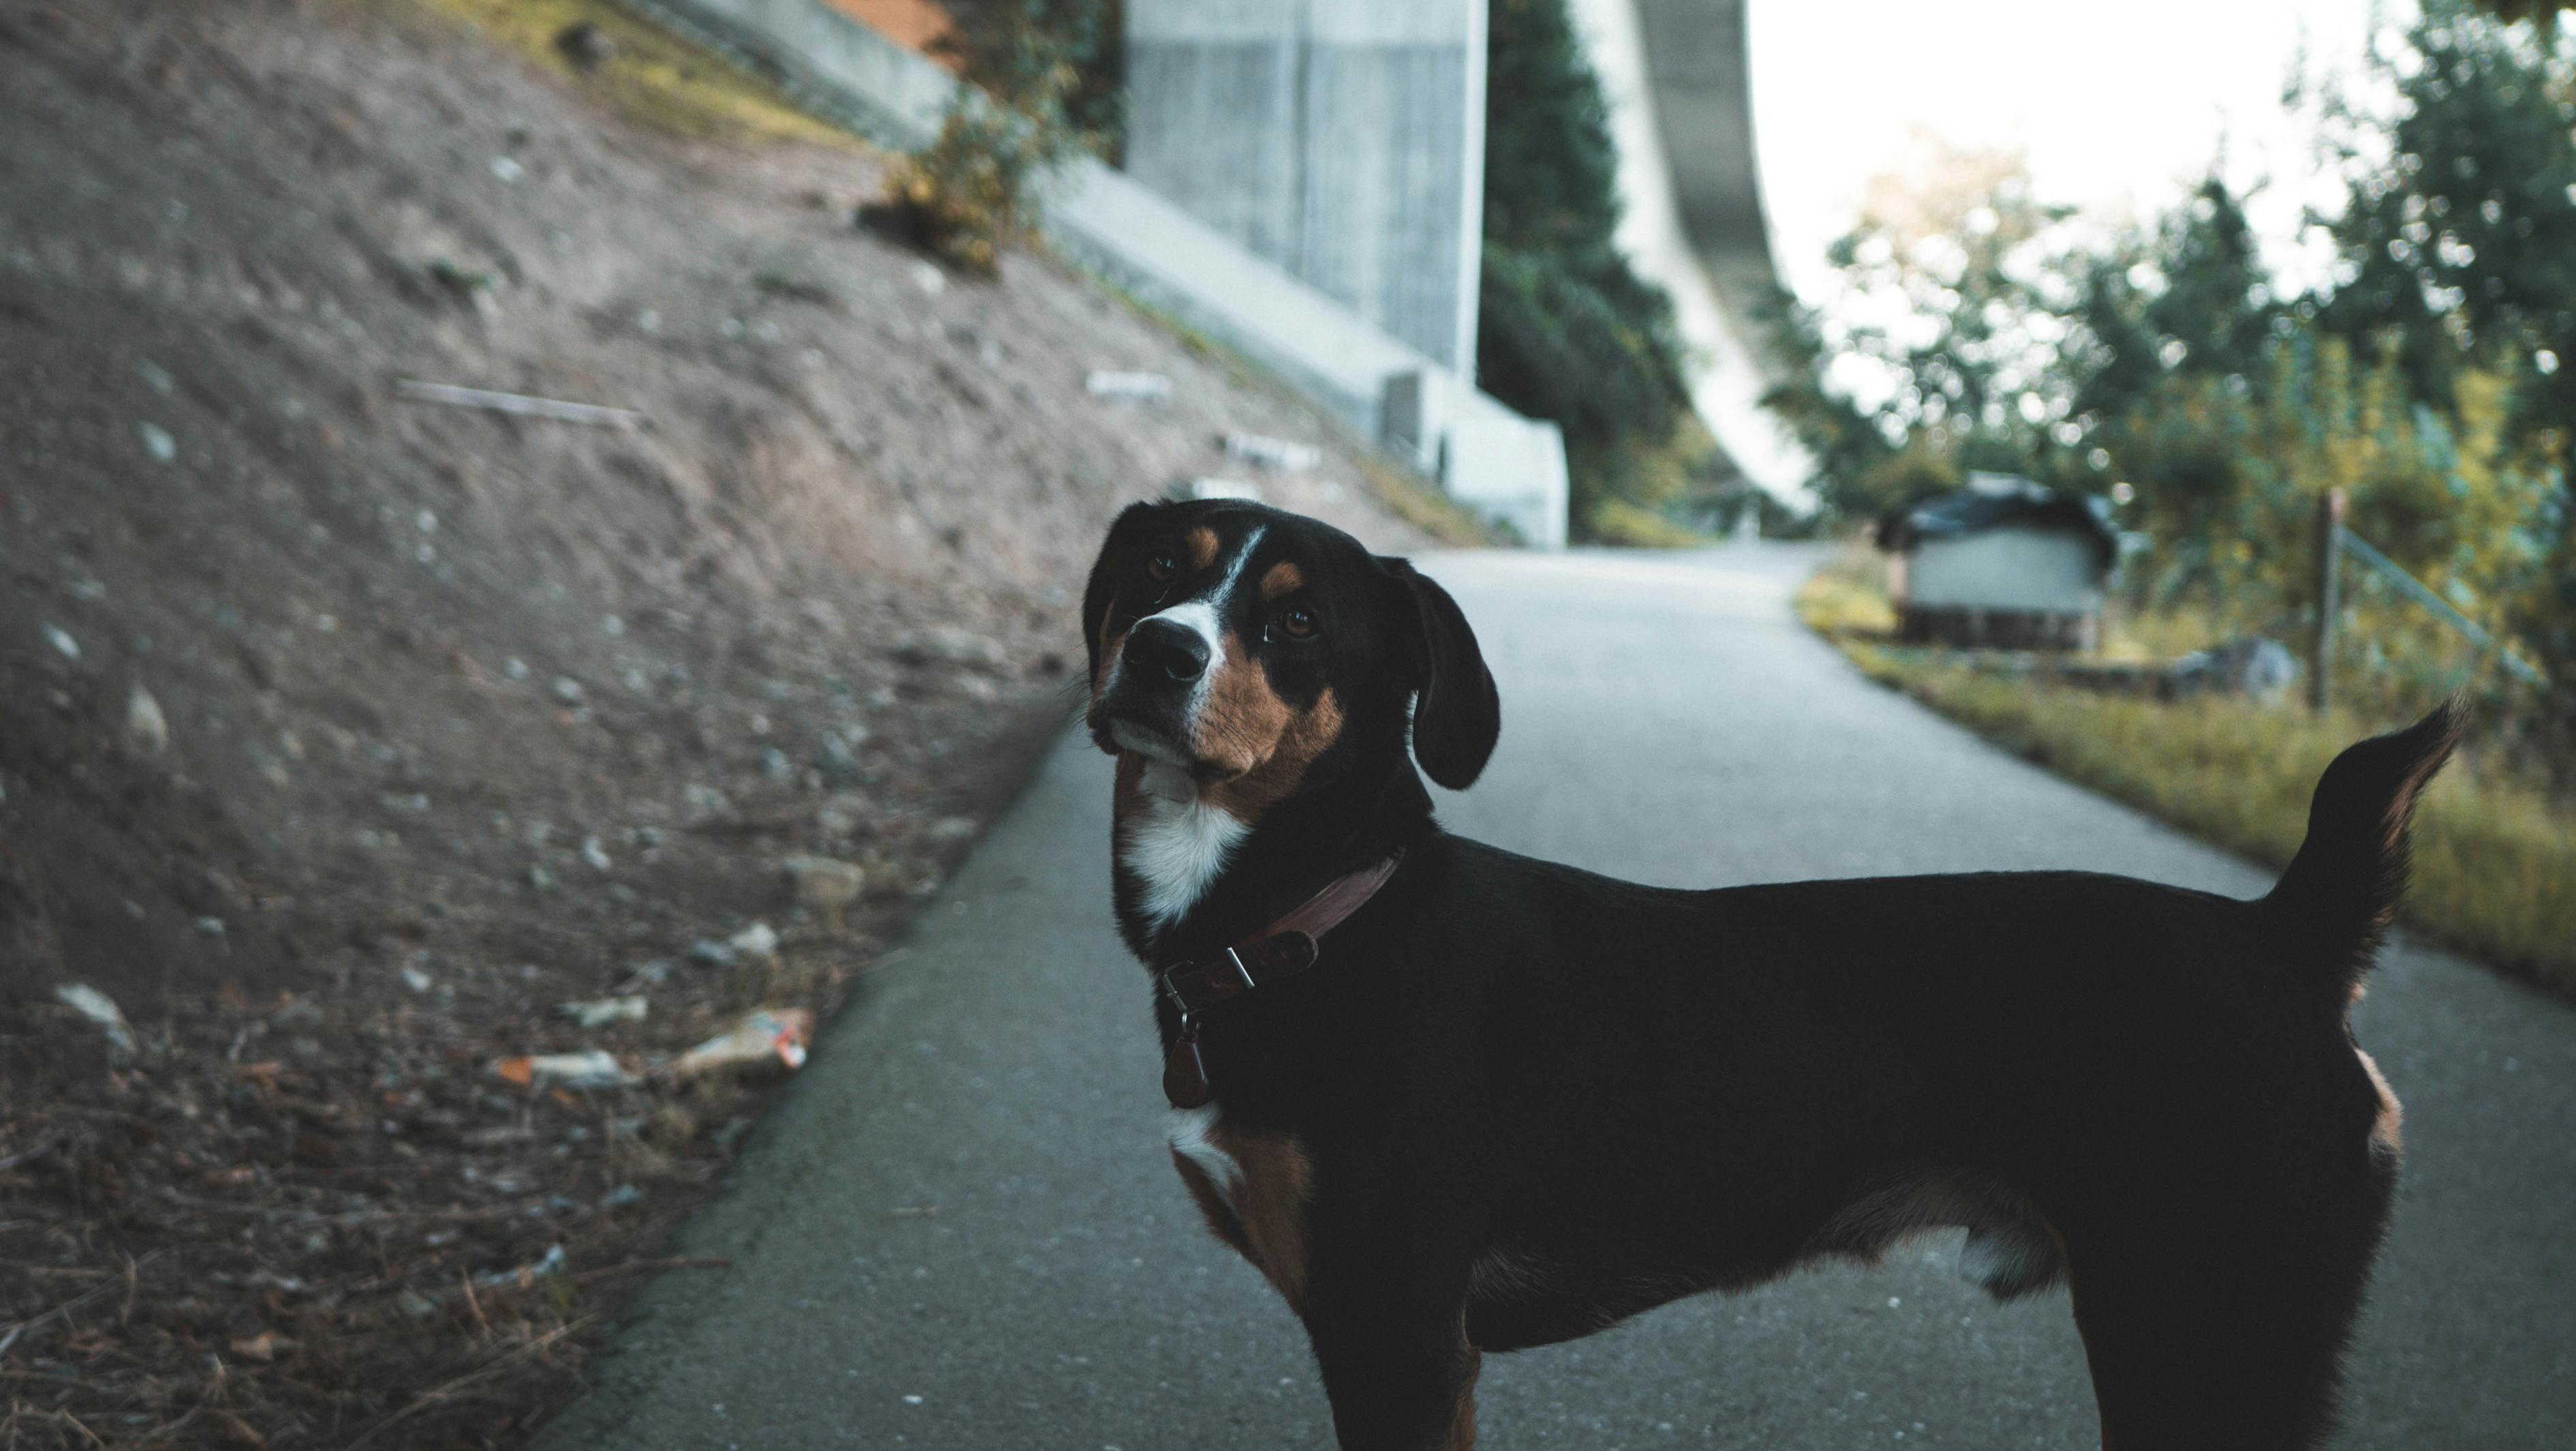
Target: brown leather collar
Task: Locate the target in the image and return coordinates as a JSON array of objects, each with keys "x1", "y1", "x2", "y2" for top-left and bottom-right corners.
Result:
[{"x1": 1159, "y1": 854, "x2": 1400, "y2": 1108}]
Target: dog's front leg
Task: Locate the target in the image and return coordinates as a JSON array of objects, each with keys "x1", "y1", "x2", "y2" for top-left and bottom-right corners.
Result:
[{"x1": 1300, "y1": 1202, "x2": 1483, "y2": 1451}]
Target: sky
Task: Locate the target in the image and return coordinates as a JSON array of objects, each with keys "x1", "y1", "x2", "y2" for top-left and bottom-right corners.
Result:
[{"x1": 1747, "y1": 0, "x2": 2401, "y2": 304}]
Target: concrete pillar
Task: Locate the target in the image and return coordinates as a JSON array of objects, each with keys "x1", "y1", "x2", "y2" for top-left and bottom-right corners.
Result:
[{"x1": 1124, "y1": 0, "x2": 1487, "y2": 377}]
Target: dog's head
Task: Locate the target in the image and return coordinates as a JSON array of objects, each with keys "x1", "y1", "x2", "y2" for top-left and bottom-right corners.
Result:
[{"x1": 1081, "y1": 501, "x2": 1498, "y2": 813}]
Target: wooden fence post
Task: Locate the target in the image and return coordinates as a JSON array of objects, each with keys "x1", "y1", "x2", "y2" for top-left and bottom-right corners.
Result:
[{"x1": 2310, "y1": 488, "x2": 2345, "y2": 716}]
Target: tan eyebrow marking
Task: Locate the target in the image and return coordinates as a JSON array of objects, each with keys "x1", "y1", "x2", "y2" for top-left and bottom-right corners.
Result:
[
  {"x1": 1184, "y1": 525, "x2": 1220, "y2": 570},
  {"x1": 1259, "y1": 561, "x2": 1304, "y2": 600}
]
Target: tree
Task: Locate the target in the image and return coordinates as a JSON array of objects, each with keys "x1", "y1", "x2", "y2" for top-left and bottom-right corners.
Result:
[
  {"x1": 1479, "y1": 0, "x2": 1695, "y2": 540},
  {"x1": 2320, "y1": 0, "x2": 2576, "y2": 453}
]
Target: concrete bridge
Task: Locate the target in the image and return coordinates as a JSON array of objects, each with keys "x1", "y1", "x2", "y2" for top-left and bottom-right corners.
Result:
[{"x1": 1575, "y1": 0, "x2": 1812, "y2": 502}]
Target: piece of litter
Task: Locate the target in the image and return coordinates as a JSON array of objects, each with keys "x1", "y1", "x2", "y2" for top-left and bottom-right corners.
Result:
[
  {"x1": 560, "y1": 996, "x2": 648, "y2": 1028},
  {"x1": 123, "y1": 684, "x2": 168, "y2": 755},
  {"x1": 729, "y1": 921, "x2": 780, "y2": 961},
  {"x1": 395, "y1": 379, "x2": 646, "y2": 430},
  {"x1": 902, "y1": 1395, "x2": 924, "y2": 1406},
  {"x1": 1222, "y1": 432, "x2": 1322, "y2": 473},
  {"x1": 1085, "y1": 369, "x2": 1171, "y2": 401},
  {"x1": 1168, "y1": 476, "x2": 1262, "y2": 503},
  {"x1": 55, "y1": 983, "x2": 137, "y2": 1058},
  {"x1": 664, "y1": 1008, "x2": 814, "y2": 1078},
  {"x1": 477, "y1": 1244, "x2": 566, "y2": 1288},
  {"x1": 494, "y1": 1050, "x2": 638, "y2": 1090},
  {"x1": 138, "y1": 422, "x2": 177, "y2": 463},
  {"x1": 230, "y1": 1332, "x2": 277, "y2": 1362},
  {"x1": 41, "y1": 625, "x2": 78, "y2": 661}
]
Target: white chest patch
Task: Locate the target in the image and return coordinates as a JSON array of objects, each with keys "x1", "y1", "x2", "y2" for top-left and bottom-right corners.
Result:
[
  {"x1": 1167, "y1": 1103, "x2": 1242, "y2": 1214},
  {"x1": 1120, "y1": 759, "x2": 1246, "y2": 926}
]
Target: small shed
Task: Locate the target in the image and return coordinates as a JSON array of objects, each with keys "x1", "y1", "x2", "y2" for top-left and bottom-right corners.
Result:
[{"x1": 1876, "y1": 474, "x2": 2117, "y2": 651}]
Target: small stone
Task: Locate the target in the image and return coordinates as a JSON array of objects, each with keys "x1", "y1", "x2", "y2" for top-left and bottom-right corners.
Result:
[
  {"x1": 41, "y1": 624, "x2": 78, "y2": 661},
  {"x1": 581, "y1": 836, "x2": 613, "y2": 872},
  {"x1": 894, "y1": 626, "x2": 1006, "y2": 671},
  {"x1": 813, "y1": 735, "x2": 863, "y2": 787},
  {"x1": 123, "y1": 684, "x2": 169, "y2": 755},
  {"x1": 784, "y1": 855, "x2": 865, "y2": 930},
  {"x1": 910, "y1": 262, "x2": 945, "y2": 296},
  {"x1": 555, "y1": 20, "x2": 617, "y2": 71},
  {"x1": 550, "y1": 676, "x2": 585, "y2": 705},
  {"x1": 490, "y1": 155, "x2": 525, "y2": 183},
  {"x1": 728, "y1": 921, "x2": 780, "y2": 960},
  {"x1": 400, "y1": 966, "x2": 433, "y2": 994},
  {"x1": 599, "y1": 1183, "x2": 644, "y2": 1210},
  {"x1": 506, "y1": 656, "x2": 531, "y2": 680},
  {"x1": 138, "y1": 423, "x2": 177, "y2": 463},
  {"x1": 761, "y1": 747, "x2": 794, "y2": 782},
  {"x1": 136, "y1": 360, "x2": 175, "y2": 396},
  {"x1": 527, "y1": 864, "x2": 557, "y2": 891},
  {"x1": 194, "y1": 916, "x2": 226, "y2": 937}
]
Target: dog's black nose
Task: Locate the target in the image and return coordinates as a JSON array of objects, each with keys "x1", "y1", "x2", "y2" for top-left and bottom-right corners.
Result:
[{"x1": 1126, "y1": 617, "x2": 1211, "y2": 683}]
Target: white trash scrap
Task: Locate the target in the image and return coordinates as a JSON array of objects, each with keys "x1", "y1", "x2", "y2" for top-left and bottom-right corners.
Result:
[
  {"x1": 55, "y1": 983, "x2": 137, "y2": 1058},
  {"x1": 493, "y1": 1050, "x2": 639, "y2": 1090},
  {"x1": 1169, "y1": 476, "x2": 1262, "y2": 503},
  {"x1": 1222, "y1": 432, "x2": 1321, "y2": 473},
  {"x1": 1086, "y1": 369, "x2": 1172, "y2": 402},
  {"x1": 664, "y1": 1008, "x2": 814, "y2": 1078},
  {"x1": 560, "y1": 996, "x2": 649, "y2": 1028}
]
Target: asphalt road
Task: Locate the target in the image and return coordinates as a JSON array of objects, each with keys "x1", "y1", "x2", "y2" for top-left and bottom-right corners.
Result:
[{"x1": 537, "y1": 545, "x2": 2576, "y2": 1450}]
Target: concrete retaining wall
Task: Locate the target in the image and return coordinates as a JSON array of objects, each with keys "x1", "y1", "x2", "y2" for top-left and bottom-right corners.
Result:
[
  {"x1": 1123, "y1": 0, "x2": 1486, "y2": 376},
  {"x1": 631, "y1": 0, "x2": 1567, "y2": 547}
]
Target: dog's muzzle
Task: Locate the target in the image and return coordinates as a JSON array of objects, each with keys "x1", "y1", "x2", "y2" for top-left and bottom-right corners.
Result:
[{"x1": 1094, "y1": 616, "x2": 1214, "y2": 767}]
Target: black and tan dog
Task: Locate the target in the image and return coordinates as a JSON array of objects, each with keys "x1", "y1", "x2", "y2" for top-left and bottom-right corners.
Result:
[{"x1": 1082, "y1": 498, "x2": 2455, "y2": 1450}]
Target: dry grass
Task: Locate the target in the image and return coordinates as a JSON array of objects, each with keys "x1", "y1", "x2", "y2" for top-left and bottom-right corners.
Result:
[
  {"x1": 1798, "y1": 551, "x2": 2576, "y2": 996},
  {"x1": 399, "y1": 0, "x2": 866, "y2": 148}
]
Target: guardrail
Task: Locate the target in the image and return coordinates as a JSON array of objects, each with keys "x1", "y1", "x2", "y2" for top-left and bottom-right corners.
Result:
[{"x1": 2307, "y1": 487, "x2": 2545, "y2": 714}]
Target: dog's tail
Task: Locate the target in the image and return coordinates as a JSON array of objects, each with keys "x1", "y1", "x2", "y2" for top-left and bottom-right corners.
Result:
[{"x1": 2260, "y1": 697, "x2": 2465, "y2": 994}]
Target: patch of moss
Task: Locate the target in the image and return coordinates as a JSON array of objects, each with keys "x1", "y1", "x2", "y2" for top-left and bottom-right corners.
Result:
[{"x1": 398, "y1": 0, "x2": 865, "y2": 148}]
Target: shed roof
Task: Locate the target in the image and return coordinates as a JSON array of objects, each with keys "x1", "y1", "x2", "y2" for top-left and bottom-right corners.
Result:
[{"x1": 1876, "y1": 473, "x2": 2118, "y2": 570}]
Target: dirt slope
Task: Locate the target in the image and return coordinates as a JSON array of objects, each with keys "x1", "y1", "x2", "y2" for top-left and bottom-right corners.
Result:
[{"x1": 0, "y1": 0, "x2": 1435, "y2": 1444}]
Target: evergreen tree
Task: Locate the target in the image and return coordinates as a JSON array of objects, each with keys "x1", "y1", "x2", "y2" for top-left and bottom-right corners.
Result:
[{"x1": 1479, "y1": 0, "x2": 1694, "y2": 538}]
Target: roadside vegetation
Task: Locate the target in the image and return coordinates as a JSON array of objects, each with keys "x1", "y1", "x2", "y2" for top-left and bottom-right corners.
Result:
[
  {"x1": 1765, "y1": 0, "x2": 2576, "y2": 778},
  {"x1": 1477, "y1": 0, "x2": 1758, "y2": 545},
  {"x1": 1798, "y1": 553, "x2": 2576, "y2": 996}
]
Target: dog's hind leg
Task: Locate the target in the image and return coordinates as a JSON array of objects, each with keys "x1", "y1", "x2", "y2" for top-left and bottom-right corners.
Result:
[{"x1": 2063, "y1": 1156, "x2": 2394, "y2": 1451}]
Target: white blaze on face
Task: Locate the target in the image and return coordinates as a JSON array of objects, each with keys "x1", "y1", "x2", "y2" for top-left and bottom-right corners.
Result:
[
  {"x1": 1114, "y1": 526, "x2": 1266, "y2": 926},
  {"x1": 1105, "y1": 527, "x2": 1266, "y2": 765}
]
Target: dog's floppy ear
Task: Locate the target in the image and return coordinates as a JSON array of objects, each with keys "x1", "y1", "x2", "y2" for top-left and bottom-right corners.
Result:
[
  {"x1": 1380, "y1": 557, "x2": 1499, "y2": 791},
  {"x1": 1083, "y1": 501, "x2": 1170, "y2": 686}
]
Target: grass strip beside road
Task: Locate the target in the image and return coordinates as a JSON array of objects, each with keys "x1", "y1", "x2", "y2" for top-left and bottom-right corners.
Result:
[{"x1": 1797, "y1": 556, "x2": 2576, "y2": 997}]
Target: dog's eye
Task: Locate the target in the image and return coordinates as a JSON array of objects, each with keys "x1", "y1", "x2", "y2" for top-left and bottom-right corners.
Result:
[
  {"x1": 1275, "y1": 606, "x2": 1318, "y2": 639},
  {"x1": 1144, "y1": 551, "x2": 1176, "y2": 582}
]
